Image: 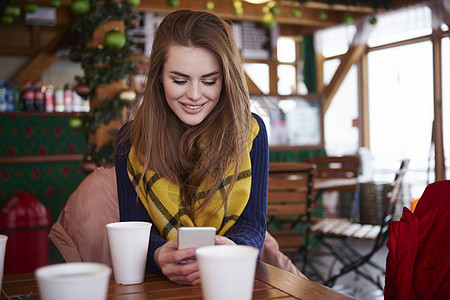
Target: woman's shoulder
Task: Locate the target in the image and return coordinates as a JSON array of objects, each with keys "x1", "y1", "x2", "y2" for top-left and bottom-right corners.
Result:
[
  {"x1": 251, "y1": 112, "x2": 267, "y2": 132},
  {"x1": 116, "y1": 121, "x2": 133, "y2": 155}
]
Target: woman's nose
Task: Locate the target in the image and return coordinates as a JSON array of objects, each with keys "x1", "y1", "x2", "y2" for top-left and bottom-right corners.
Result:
[{"x1": 186, "y1": 83, "x2": 201, "y2": 101}]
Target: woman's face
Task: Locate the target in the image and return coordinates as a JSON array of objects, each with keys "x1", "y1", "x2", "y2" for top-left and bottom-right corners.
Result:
[{"x1": 162, "y1": 44, "x2": 223, "y2": 126}]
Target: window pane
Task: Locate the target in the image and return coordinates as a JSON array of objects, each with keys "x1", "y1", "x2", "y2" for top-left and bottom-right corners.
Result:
[
  {"x1": 368, "y1": 6, "x2": 431, "y2": 47},
  {"x1": 243, "y1": 63, "x2": 269, "y2": 94},
  {"x1": 277, "y1": 37, "x2": 295, "y2": 63},
  {"x1": 368, "y1": 41, "x2": 433, "y2": 196},
  {"x1": 277, "y1": 65, "x2": 296, "y2": 95},
  {"x1": 323, "y1": 62, "x2": 359, "y2": 156},
  {"x1": 314, "y1": 24, "x2": 356, "y2": 58}
]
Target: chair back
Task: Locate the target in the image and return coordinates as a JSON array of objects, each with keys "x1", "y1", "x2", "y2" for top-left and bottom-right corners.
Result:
[
  {"x1": 267, "y1": 162, "x2": 315, "y2": 252},
  {"x1": 374, "y1": 159, "x2": 409, "y2": 247},
  {"x1": 309, "y1": 155, "x2": 360, "y2": 179}
]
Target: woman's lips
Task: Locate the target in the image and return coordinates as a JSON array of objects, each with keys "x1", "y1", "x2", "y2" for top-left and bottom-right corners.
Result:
[{"x1": 181, "y1": 102, "x2": 205, "y2": 113}]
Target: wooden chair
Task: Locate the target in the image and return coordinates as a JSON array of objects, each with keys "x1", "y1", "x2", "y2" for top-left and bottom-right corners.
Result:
[
  {"x1": 311, "y1": 159, "x2": 409, "y2": 290},
  {"x1": 266, "y1": 162, "x2": 315, "y2": 273},
  {"x1": 309, "y1": 155, "x2": 361, "y2": 221},
  {"x1": 309, "y1": 155, "x2": 361, "y2": 192}
]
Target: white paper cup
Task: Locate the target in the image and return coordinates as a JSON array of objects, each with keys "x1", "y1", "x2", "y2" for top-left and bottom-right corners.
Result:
[
  {"x1": 196, "y1": 245, "x2": 259, "y2": 300},
  {"x1": 0, "y1": 235, "x2": 7, "y2": 292},
  {"x1": 35, "y1": 262, "x2": 111, "y2": 300},
  {"x1": 106, "y1": 221, "x2": 152, "y2": 284}
]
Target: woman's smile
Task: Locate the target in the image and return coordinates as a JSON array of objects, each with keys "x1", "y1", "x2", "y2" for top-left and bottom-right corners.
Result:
[{"x1": 162, "y1": 44, "x2": 223, "y2": 126}]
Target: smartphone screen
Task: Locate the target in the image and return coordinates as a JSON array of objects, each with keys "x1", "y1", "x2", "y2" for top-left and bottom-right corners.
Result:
[{"x1": 177, "y1": 227, "x2": 216, "y2": 250}]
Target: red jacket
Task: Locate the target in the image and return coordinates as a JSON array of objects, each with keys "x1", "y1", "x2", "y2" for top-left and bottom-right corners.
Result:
[{"x1": 385, "y1": 180, "x2": 450, "y2": 300}]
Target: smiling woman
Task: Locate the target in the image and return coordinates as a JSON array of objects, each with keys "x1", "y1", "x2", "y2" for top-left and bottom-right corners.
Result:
[
  {"x1": 162, "y1": 45, "x2": 223, "y2": 126},
  {"x1": 114, "y1": 9, "x2": 269, "y2": 286}
]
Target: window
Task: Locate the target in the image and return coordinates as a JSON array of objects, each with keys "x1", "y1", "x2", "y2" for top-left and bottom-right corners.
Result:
[
  {"x1": 323, "y1": 59, "x2": 359, "y2": 156},
  {"x1": 368, "y1": 42, "x2": 434, "y2": 192}
]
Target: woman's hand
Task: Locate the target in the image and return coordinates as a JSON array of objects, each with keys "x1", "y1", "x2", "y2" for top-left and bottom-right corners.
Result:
[
  {"x1": 154, "y1": 238, "x2": 201, "y2": 285},
  {"x1": 214, "y1": 235, "x2": 236, "y2": 245}
]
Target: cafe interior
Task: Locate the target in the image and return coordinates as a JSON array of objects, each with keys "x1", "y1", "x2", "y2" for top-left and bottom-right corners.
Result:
[{"x1": 1, "y1": 0, "x2": 449, "y2": 299}]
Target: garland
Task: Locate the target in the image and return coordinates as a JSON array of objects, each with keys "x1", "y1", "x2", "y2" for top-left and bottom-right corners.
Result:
[{"x1": 68, "y1": 0, "x2": 137, "y2": 169}]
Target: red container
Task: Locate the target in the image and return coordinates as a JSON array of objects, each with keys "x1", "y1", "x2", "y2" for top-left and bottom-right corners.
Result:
[{"x1": 0, "y1": 192, "x2": 51, "y2": 274}]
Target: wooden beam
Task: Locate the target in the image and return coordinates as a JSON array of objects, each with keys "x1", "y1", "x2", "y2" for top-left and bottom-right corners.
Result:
[
  {"x1": 11, "y1": 25, "x2": 69, "y2": 85},
  {"x1": 321, "y1": 43, "x2": 367, "y2": 113},
  {"x1": 432, "y1": 29, "x2": 446, "y2": 181},
  {"x1": 136, "y1": 0, "x2": 373, "y2": 29},
  {"x1": 358, "y1": 52, "x2": 370, "y2": 149},
  {"x1": 245, "y1": 73, "x2": 264, "y2": 95}
]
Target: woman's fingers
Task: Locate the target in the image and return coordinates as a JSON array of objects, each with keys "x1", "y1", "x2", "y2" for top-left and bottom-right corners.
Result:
[{"x1": 214, "y1": 235, "x2": 236, "y2": 245}]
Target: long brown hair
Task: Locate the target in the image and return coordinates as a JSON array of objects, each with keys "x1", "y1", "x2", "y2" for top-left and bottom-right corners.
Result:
[{"x1": 123, "y1": 10, "x2": 251, "y2": 217}]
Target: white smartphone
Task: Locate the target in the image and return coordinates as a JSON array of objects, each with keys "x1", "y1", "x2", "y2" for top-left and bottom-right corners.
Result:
[{"x1": 177, "y1": 227, "x2": 216, "y2": 250}]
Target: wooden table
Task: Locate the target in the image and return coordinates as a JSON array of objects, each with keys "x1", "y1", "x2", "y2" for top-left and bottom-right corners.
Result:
[{"x1": 2, "y1": 261, "x2": 355, "y2": 300}]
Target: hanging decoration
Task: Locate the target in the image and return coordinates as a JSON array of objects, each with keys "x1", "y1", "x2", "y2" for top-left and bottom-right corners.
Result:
[
  {"x1": 291, "y1": 8, "x2": 302, "y2": 18},
  {"x1": 104, "y1": 29, "x2": 127, "y2": 50},
  {"x1": 342, "y1": 12, "x2": 354, "y2": 23},
  {"x1": 233, "y1": 0, "x2": 244, "y2": 16},
  {"x1": 70, "y1": 0, "x2": 91, "y2": 16},
  {"x1": 204, "y1": 1, "x2": 214, "y2": 10},
  {"x1": 23, "y1": 1, "x2": 38, "y2": 13},
  {"x1": 167, "y1": 0, "x2": 180, "y2": 7},
  {"x1": 317, "y1": 10, "x2": 328, "y2": 21},
  {"x1": 68, "y1": 0, "x2": 137, "y2": 169},
  {"x1": 262, "y1": 1, "x2": 278, "y2": 29}
]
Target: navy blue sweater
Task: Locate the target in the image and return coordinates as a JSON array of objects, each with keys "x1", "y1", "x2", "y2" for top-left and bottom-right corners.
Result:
[{"x1": 114, "y1": 113, "x2": 269, "y2": 275}]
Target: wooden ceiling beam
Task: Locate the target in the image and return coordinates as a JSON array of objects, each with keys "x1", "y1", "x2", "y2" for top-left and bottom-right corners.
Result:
[
  {"x1": 322, "y1": 43, "x2": 367, "y2": 113},
  {"x1": 11, "y1": 25, "x2": 70, "y2": 85},
  {"x1": 136, "y1": 0, "x2": 374, "y2": 30}
]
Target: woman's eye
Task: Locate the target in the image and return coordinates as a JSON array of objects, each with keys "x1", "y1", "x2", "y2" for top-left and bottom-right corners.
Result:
[
  {"x1": 203, "y1": 81, "x2": 216, "y2": 86},
  {"x1": 173, "y1": 80, "x2": 187, "y2": 85}
]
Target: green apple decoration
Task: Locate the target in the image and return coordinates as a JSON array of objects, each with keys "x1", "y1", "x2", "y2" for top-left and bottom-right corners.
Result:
[
  {"x1": 291, "y1": 8, "x2": 301, "y2": 18},
  {"x1": 24, "y1": 2, "x2": 38, "y2": 14},
  {"x1": 5, "y1": 5, "x2": 21, "y2": 18},
  {"x1": 318, "y1": 10, "x2": 328, "y2": 21},
  {"x1": 69, "y1": 116, "x2": 84, "y2": 130},
  {"x1": 343, "y1": 13, "x2": 354, "y2": 24},
  {"x1": 48, "y1": 0, "x2": 61, "y2": 8},
  {"x1": 233, "y1": 0, "x2": 243, "y2": 16},
  {"x1": 269, "y1": 5, "x2": 280, "y2": 15},
  {"x1": 167, "y1": 0, "x2": 179, "y2": 7},
  {"x1": 70, "y1": 0, "x2": 91, "y2": 16},
  {"x1": 104, "y1": 29, "x2": 126, "y2": 50},
  {"x1": 1, "y1": 14, "x2": 14, "y2": 25},
  {"x1": 204, "y1": 1, "x2": 214, "y2": 10},
  {"x1": 128, "y1": 0, "x2": 140, "y2": 6},
  {"x1": 262, "y1": 13, "x2": 277, "y2": 29}
]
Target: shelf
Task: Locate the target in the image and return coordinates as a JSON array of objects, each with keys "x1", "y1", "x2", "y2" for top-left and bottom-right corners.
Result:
[{"x1": 0, "y1": 154, "x2": 83, "y2": 164}]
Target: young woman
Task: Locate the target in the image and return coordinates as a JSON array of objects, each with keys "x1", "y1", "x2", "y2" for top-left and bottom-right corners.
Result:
[{"x1": 115, "y1": 9, "x2": 269, "y2": 285}]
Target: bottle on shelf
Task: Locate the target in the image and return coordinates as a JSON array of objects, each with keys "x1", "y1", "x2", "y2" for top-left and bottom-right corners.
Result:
[
  {"x1": 21, "y1": 80, "x2": 35, "y2": 112},
  {"x1": 12, "y1": 82, "x2": 22, "y2": 112},
  {"x1": 0, "y1": 80, "x2": 6, "y2": 112},
  {"x1": 4, "y1": 82, "x2": 15, "y2": 112},
  {"x1": 64, "y1": 84, "x2": 73, "y2": 113},
  {"x1": 72, "y1": 89, "x2": 83, "y2": 112},
  {"x1": 34, "y1": 80, "x2": 45, "y2": 112},
  {"x1": 45, "y1": 85, "x2": 55, "y2": 113},
  {"x1": 54, "y1": 86, "x2": 64, "y2": 112},
  {"x1": 83, "y1": 96, "x2": 90, "y2": 112}
]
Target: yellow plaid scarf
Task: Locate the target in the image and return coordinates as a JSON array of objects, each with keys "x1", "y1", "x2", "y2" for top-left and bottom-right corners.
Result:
[{"x1": 127, "y1": 117, "x2": 259, "y2": 240}]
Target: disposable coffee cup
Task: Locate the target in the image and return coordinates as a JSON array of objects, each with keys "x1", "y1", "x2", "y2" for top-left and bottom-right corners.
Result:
[
  {"x1": 196, "y1": 245, "x2": 259, "y2": 300},
  {"x1": 106, "y1": 221, "x2": 152, "y2": 284},
  {"x1": 0, "y1": 235, "x2": 7, "y2": 292},
  {"x1": 35, "y1": 262, "x2": 111, "y2": 300}
]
